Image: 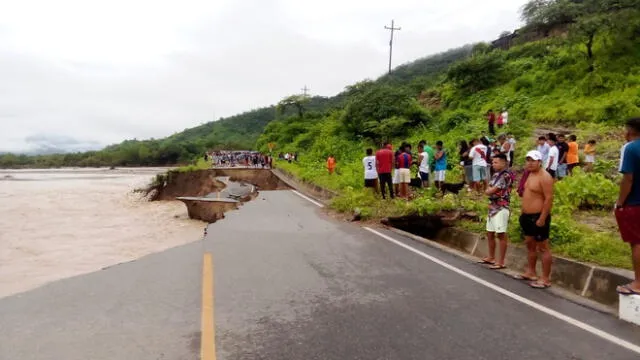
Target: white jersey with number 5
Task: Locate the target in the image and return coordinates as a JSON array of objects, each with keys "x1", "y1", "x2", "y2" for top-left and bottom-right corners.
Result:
[{"x1": 363, "y1": 156, "x2": 378, "y2": 179}]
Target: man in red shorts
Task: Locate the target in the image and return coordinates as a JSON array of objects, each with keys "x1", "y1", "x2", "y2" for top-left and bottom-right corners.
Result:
[{"x1": 615, "y1": 118, "x2": 640, "y2": 295}]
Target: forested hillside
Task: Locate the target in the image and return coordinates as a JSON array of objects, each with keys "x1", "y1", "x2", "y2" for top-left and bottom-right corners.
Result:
[{"x1": 262, "y1": 0, "x2": 640, "y2": 268}]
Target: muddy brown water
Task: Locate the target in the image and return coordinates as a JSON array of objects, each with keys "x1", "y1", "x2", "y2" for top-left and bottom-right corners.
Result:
[{"x1": 0, "y1": 168, "x2": 205, "y2": 298}]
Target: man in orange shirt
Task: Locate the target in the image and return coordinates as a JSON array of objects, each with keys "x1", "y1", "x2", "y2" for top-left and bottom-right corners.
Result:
[
  {"x1": 327, "y1": 155, "x2": 336, "y2": 175},
  {"x1": 566, "y1": 135, "x2": 580, "y2": 175}
]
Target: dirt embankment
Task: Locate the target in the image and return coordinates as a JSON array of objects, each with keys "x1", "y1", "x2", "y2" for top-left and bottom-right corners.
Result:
[{"x1": 150, "y1": 169, "x2": 290, "y2": 201}]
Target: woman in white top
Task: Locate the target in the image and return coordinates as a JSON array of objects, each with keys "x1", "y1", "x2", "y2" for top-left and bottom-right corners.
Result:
[{"x1": 418, "y1": 144, "x2": 430, "y2": 188}]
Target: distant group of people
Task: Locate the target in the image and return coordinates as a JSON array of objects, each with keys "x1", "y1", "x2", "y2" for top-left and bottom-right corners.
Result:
[
  {"x1": 535, "y1": 133, "x2": 597, "y2": 179},
  {"x1": 279, "y1": 152, "x2": 298, "y2": 164},
  {"x1": 486, "y1": 109, "x2": 509, "y2": 135},
  {"x1": 207, "y1": 151, "x2": 272, "y2": 168}
]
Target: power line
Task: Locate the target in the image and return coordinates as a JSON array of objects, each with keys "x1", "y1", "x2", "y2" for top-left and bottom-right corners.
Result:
[{"x1": 384, "y1": 19, "x2": 401, "y2": 74}]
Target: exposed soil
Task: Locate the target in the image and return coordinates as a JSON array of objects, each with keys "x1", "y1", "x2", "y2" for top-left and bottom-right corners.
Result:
[{"x1": 150, "y1": 169, "x2": 290, "y2": 201}]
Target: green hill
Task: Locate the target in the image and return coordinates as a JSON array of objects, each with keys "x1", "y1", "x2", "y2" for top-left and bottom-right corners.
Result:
[{"x1": 259, "y1": 0, "x2": 640, "y2": 269}]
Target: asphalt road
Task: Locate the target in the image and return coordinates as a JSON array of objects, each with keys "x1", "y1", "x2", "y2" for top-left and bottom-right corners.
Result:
[{"x1": 2, "y1": 189, "x2": 640, "y2": 360}]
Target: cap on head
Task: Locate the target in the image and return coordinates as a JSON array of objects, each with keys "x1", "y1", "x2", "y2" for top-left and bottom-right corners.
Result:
[{"x1": 526, "y1": 150, "x2": 542, "y2": 161}]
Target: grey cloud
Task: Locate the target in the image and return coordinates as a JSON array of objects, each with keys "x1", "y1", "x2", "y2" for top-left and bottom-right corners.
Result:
[{"x1": 0, "y1": 0, "x2": 526, "y2": 154}]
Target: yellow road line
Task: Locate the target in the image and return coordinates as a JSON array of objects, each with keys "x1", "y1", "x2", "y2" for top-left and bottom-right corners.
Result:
[{"x1": 201, "y1": 253, "x2": 216, "y2": 360}]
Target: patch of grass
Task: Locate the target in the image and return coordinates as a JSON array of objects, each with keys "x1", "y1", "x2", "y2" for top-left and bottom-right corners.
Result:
[{"x1": 175, "y1": 158, "x2": 210, "y2": 172}]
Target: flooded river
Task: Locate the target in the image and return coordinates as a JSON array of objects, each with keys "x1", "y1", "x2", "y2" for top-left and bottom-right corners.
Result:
[{"x1": 0, "y1": 168, "x2": 204, "y2": 298}]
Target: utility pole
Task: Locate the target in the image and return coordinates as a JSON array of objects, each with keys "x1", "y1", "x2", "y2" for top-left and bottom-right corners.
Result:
[
  {"x1": 301, "y1": 85, "x2": 310, "y2": 97},
  {"x1": 384, "y1": 19, "x2": 401, "y2": 74}
]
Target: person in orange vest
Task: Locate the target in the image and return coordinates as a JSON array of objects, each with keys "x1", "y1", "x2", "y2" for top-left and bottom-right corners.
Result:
[{"x1": 327, "y1": 155, "x2": 336, "y2": 175}]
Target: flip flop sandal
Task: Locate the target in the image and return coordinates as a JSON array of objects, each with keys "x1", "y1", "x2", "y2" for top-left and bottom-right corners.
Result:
[
  {"x1": 616, "y1": 284, "x2": 640, "y2": 296},
  {"x1": 529, "y1": 281, "x2": 551, "y2": 289},
  {"x1": 489, "y1": 264, "x2": 507, "y2": 270},
  {"x1": 512, "y1": 274, "x2": 538, "y2": 281},
  {"x1": 477, "y1": 259, "x2": 496, "y2": 265}
]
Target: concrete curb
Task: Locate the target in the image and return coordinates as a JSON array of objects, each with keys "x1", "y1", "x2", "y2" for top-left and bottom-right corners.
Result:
[
  {"x1": 422, "y1": 227, "x2": 632, "y2": 309},
  {"x1": 270, "y1": 168, "x2": 337, "y2": 205},
  {"x1": 269, "y1": 168, "x2": 633, "y2": 311}
]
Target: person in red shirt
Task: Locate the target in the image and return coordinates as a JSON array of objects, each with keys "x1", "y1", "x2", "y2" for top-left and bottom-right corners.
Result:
[
  {"x1": 375, "y1": 142, "x2": 394, "y2": 199},
  {"x1": 487, "y1": 109, "x2": 496, "y2": 135},
  {"x1": 396, "y1": 144, "x2": 413, "y2": 199}
]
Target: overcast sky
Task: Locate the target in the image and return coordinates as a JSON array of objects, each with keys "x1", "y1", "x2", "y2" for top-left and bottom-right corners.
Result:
[{"x1": 0, "y1": 0, "x2": 528, "y2": 153}]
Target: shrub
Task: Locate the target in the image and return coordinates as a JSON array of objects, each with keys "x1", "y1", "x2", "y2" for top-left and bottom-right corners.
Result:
[{"x1": 554, "y1": 168, "x2": 618, "y2": 211}]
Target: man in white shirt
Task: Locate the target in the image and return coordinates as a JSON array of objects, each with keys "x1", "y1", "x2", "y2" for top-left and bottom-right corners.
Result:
[
  {"x1": 545, "y1": 134, "x2": 559, "y2": 179},
  {"x1": 507, "y1": 133, "x2": 516, "y2": 167},
  {"x1": 362, "y1": 148, "x2": 378, "y2": 192},
  {"x1": 418, "y1": 144, "x2": 430, "y2": 188},
  {"x1": 536, "y1": 136, "x2": 550, "y2": 163},
  {"x1": 469, "y1": 138, "x2": 489, "y2": 192}
]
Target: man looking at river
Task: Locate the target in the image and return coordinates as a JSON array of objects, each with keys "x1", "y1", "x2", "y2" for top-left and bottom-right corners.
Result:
[{"x1": 516, "y1": 150, "x2": 554, "y2": 289}]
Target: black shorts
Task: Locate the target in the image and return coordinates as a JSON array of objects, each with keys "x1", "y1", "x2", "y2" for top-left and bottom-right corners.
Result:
[
  {"x1": 548, "y1": 169, "x2": 556, "y2": 178},
  {"x1": 364, "y1": 178, "x2": 377, "y2": 188},
  {"x1": 419, "y1": 171, "x2": 429, "y2": 182},
  {"x1": 519, "y1": 213, "x2": 551, "y2": 242}
]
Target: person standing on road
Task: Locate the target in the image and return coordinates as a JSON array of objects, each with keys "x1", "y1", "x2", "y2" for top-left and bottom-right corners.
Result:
[
  {"x1": 615, "y1": 118, "x2": 640, "y2": 295},
  {"x1": 469, "y1": 139, "x2": 489, "y2": 192},
  {"x1": 376, "y1": 143, "x2": 394, "y2": 199},
  {"x1": 418, "y1": 144, "x2": 430, "y2": 188},
  {"x1": 396, "y1": 144, "x2": 412, "y2": 199},
  {"x1": 566, "y1": 135, "x2": 580, "y2": 175},
  {"x1": 487, "y1": 109, "x2": 496, "y2": 135},
  {"x1": 517, "y1": 150, "x2": 554, "y2": 289},
  {"x1": 545, "y1": 134, "x2": 559, "y2": 180},
  {"x1": 479, "y1": 153, "x2": 514, "y2": 269},
  {"x1": 556, "y1": 134, "x2": 569, "y2": 179},
  {"x1": 434, "y1": 141, "x2": 447, "y2": 191},
  {"x1": 363, "y1": 148, "x2": 378, "y2": 193}
]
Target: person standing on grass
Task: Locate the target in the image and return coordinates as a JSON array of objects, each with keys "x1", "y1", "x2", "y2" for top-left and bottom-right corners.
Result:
[
  {"x1": 396, "y1": 144, "x2": 412, "y2": 199},
  {"x1": 376, "y1": 143, "x2": 394, "y2": 199},
  {"x1": 615, "y1": 118, "x2": 640, "y2": 295},
  {"x1": 393, "y1": 144, "x2": 404, "y2": 196},
  {"x1": 487, "y1": 109, "x2": 496, "y2": 135},
  {"x1": 507, "y1": 133, "x2": 516, "y2": 168},
  {"x1": 478, "y1": 154, "x2": 514, "y2": 269},
  {"x1": 517, "y1": 150, "x2": 554, "y2": 289},
  {"x1": 566, "y1": 135, "x2": 579, "y2": 175},
  {"x1": 497, "y1": 112, "x2": 505, "y2": 129},
  {"x1": 434, "y1": 141, "x2": 447, "y2": 190},
  {"x1": 469, "y1": 139, "x2": 489, "y2": 192},
  {"x1": 537, "y1": 136, "x2": 550, "y2": 164},
  {"x1": 584, "y1": 139, "x2": 597, "y2": 172},
  {"x1": 498, "y1": 134, "x2": 511, "y2": 165},
  {"x1": 326, "y1": 155, "x2": 336, "y2": 175},
  {"x1": 363, "y1": 148, "x2": 378, "y2": 193},
  {"x1": 418, "y1": 144, "x2": 430, "y2": 188},
  {"x1": 545, "y1": 134, "x2": 559, "y2": 180},
  {"x1": 459, "y1": 140, "x2": 473, "y2": 186},
  {"x1": 556, "y1": 134, "x2": 569, "y2": 179}
]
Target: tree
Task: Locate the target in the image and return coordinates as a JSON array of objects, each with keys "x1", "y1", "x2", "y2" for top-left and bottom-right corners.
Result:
[
  {"x1": 447, "y1": 53, "x2": 505, "y2": 92},
  {"x1": 341, "y1": 84, "x2": 427, "y2": 141},
  {"x1": 277, "y1": 95, "x2": 310, "y2": 118}
]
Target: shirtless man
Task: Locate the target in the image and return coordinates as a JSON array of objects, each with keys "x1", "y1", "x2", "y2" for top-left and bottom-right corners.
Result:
[{"x1": 517, "y1": 150, "x2": 554, "y2": 289}]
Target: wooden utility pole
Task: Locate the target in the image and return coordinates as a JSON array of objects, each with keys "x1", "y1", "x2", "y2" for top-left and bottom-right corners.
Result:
[{"x1": 384, "y1": 20, "x2": 401, "y2": 74}]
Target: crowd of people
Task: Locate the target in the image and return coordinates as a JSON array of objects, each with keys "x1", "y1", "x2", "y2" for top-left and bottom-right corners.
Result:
[
  {"x1": 350, "y1": 118, "x2": 640, "y2": 294},
  {"x1": 206, "y1": 151, "x2": 272, "y2": 168}
]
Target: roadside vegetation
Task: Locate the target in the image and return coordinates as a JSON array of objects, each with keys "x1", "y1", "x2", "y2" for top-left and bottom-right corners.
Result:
[{"x1": 264, "y1": 0, "x2": 640, "y2": 269}]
